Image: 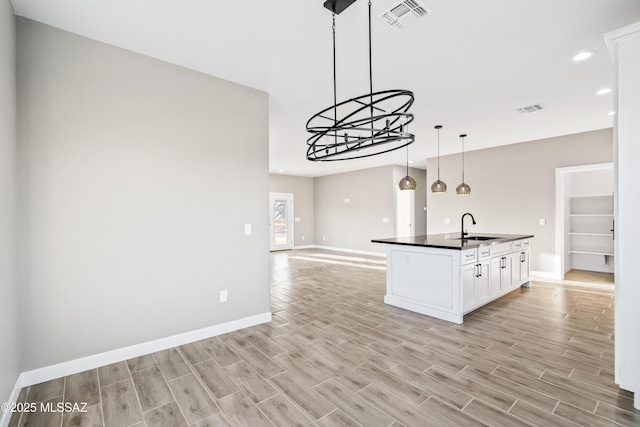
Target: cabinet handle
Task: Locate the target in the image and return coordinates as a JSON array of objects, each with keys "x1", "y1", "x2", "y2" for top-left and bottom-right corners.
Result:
[
  {"x1": 501, "y1": 257, "x2": 506, "y2": 269},
  {"x1": 521, "y1": 252, "x2": 525, "y2": 263},
  {"x1": 476, "y1": 263, "x2": 482, "y2": 278}
]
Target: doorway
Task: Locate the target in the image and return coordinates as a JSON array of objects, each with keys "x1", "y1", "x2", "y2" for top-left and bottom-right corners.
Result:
[
  {"x1": 556, "y1": 163, "x2": 614, "y2": 284},
  {"x1": 396, "y1": 188, "x2": 415, "y2": 237},
  {"x1": 269, "y1": 193, "x2": 294, "y2": 251}
]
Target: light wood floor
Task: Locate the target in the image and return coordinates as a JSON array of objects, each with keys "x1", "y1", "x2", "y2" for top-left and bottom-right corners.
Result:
[
  {"x1": 9, "y1": 249, "x2": 639, "y2": 426},
  {"x1": 564, "y1": 269, "x2": 615, "y2": 285}
]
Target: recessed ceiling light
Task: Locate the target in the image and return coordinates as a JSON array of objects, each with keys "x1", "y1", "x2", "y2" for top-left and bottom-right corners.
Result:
[
  {"x1": 596, "y1": 88, "x2": 611, "y2": 95},
  {"x1": 572, "y1": 50, "x2": 596, "y2": 61},
  {"x1": 608, "y1": 111, "x2": 615, "y2": 116}
]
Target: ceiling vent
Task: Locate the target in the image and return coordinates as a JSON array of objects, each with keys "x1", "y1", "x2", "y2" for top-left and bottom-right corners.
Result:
[
  {"x1": 379, "y1": 0, "x2": 431, "y2": 29},
  {"x1": 516, "y1": 104, "x2": 544, "y2": 114}
]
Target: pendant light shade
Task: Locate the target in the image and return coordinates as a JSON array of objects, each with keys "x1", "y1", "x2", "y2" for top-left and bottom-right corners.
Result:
[
  {"x1": 456, "y1": 134, "x2": 471, "y2": 195},
  {"x1": 399, "y1": 143, "x2": 417, "y2": 190},
  {"x1": 431, "y1": 125, "x2": 447, "y2": 193},
  {"x1": 399, "y1": 176, "x2": 417, "y2": 191}
]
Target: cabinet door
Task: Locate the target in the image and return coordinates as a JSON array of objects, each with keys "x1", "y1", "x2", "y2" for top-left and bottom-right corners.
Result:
[
  {"x1": 477, "y1": 261, "x2": 490, "y2": 303},
  {"x1": 490, "y1": 257, "x2": 503, "y2": 296},
  {"x1": 462, "y1": 263, "x2": 478, "y2": 312},
  {"x1": 503, "y1": 255, "x2": 514, "y2": 290},
  {"x1": 519, "y1": 250, "x2": 530, "y2": 284}
]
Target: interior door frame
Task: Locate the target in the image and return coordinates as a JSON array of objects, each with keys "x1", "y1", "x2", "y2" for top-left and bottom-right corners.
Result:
[
  {"x1": 269, "y1": 192, "x2": 294, "y2": 251},
  {"x1": 396, "y1": 188, "x2": 416, "y2": 237},
  {"x1": 555, "y1": 162, "x2": 613, "y2": 280}
]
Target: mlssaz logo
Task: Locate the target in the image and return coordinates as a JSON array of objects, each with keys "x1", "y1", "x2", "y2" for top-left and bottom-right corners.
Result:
[{"x1": 39, "y1": 402, "x2": 89, "y2": 413}]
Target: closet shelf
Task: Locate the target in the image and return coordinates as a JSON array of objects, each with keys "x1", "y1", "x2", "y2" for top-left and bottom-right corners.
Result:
[
  {"x1": 568, "y1": 214, "x2": 614, "y2": 217},
  {"x1": 569, "y1": 232, "x2": 613, "y2": 237},
  {"x1": 569, "y1": 250, "x2": 614, "y2": 256}
]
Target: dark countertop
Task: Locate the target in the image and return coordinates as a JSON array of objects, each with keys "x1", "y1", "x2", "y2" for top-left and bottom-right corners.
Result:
[{"x1": 371, "y1": 233, "x2": 534, "y2": 250}]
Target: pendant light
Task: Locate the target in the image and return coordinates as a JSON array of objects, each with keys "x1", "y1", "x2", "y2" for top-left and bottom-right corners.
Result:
[
  {"x1": 430, "y1": 125, "x2": 447, "y2": 193},
  {"x1": 456, "y1": 134, "x2": 471, "y2": 195},
  {"x1": 305, "y1": 0, "x2": 415, "y2": 161},
  {"x1": 399, "y1": 142, "x2": 416, "y2": 190}
]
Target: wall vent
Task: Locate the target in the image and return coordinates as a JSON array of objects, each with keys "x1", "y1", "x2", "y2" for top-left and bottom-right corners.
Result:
[
  {"x1": 379, "y1": 0, "x2": 431, "y2": 29},
  {"x1": 516, "y1": 104, "x2": 544, "y2": 114}
]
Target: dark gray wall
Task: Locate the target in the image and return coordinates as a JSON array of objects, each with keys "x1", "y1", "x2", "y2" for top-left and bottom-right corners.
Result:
[
  {"x1": 269, "y1": 174, "x2": 314, "y2": 247},
  {"x1": 17, "y1": 18, "x2": 270, "y2": 370},
  {"x1": 426, "y1": 128, "x2": 613, "y2": 274},
  {"x1": 0, "y1": 0, "x2": 19, "y2": 405}
]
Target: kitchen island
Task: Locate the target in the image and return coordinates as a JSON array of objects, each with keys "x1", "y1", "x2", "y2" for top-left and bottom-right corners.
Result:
[{"x1": 372, "y1": 233, "x2": 534, "y2": 324}]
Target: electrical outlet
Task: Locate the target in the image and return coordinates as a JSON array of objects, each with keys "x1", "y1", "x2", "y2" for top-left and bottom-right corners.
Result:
[
  {"x1": 539, "y1": 218, "x2": 546, "y2": 225},
  {"x1": 323, "y1": 236, "x2": 326, "y2": 240},
  {"x1": 382, "y1": 218, "x2": 389, "y2": 223},
  {"x1": 444, "y1": 218, "x2": 450, "y2": 224},
  {"x1": 220, "y1": 290, "x2": 228, "y2": 302},
  {"x1": 344, "y1": 198, "x2": 350, "y2": 203},
  {"x1": 244, "y1": 224, "x2": 251, "y2": 235}
]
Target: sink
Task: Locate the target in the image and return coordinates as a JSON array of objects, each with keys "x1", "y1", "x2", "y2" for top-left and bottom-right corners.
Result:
[{"x1": 453, "y1": 236, "x2": 499, "y2": 241}]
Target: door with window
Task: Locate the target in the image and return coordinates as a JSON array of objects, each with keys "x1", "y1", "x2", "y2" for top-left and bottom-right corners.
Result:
[{"x1": 269, "y1": 193, "x2": 294, "y2": 251}]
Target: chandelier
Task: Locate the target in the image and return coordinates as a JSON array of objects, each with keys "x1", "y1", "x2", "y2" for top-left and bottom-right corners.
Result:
[{"x1": 306, "y1": 0, "x2": 415, "y2": 161}]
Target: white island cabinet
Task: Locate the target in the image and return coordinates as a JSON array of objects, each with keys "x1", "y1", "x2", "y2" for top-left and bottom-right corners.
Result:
[{"x1": 372, "y1": 234, "x2": 533, "y2": 324}]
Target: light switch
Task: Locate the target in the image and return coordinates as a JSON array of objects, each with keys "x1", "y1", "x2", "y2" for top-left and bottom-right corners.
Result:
[
  {"x1": 244, "y1": 224, "x2": 252, "y2": 235},
  {"x1": 295, "y1": 217, "x2": 301, "y2": 222},
  {"x1": 444, "y1": 218, "x2": 450, "y2": 224}
]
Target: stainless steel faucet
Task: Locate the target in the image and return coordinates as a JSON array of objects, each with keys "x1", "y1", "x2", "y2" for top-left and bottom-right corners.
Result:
[{"x1": 461, "y1": 212, "x2": 476, "y2": 240}]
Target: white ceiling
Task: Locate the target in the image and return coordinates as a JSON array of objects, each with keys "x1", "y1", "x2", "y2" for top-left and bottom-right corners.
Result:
[{"x1": 11, "y1": 0, "x2": 640, "y2": 177}]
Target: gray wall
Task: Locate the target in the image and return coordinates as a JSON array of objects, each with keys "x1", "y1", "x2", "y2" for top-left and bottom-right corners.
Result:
[
  {"x1": 0, "y1": 0, "x2": 19, "y2": 404},
  {"x1": 426, "y1": 128, "x2": 613, "y2": 275},
  {"x1": 17, "y1": 19, "x2": 270, "y2": 370},
  {"x1": 315, "y1": 166, "x2": 396, "y2": 253},
  {"x1": 269, "y1": 174, "x2": 314, "y2": 247}
]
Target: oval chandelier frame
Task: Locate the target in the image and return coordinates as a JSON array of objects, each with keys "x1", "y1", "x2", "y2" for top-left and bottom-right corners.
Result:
[
  {"x1": 306, "y1": 0, "x2": 415, "y2": 161},
  {"x1": 306, "y1": 89, "x2": 415, "y2": 161}
]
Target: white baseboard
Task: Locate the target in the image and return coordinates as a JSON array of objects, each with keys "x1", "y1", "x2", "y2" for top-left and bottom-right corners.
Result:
[
  {"x1": 531, "y1": 270, "x2": 560, "y2": 281},
  {"x1": 292, "y1": 245, "x2": 315, "y2": 250},
  {"x1": 313, "y1": 245, "x2": 386, "y2": 257},
  {"x1": 15, "y1": 311, "x2": 271, "y2": 390},
  {"x1": 0, "y1": 381, "x2": 24, "y2": 427}
]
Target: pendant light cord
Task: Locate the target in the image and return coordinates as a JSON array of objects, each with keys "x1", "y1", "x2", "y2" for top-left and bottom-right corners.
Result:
[
  {"x1": 368, "y1": 0, "x2": 374, "y2": 137},
  {"x1": 332, "y1": 12, "x2": 337, "y2": 142},
  {"x1": 437, "y1": 127, "x2": 441, "y2": 180},
  {"x1": 406, "y1": 146, "x2": 409, "y2": 176},
  {"x1": 461, "y1": 136, "x2": 465, "y2": 183}
]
